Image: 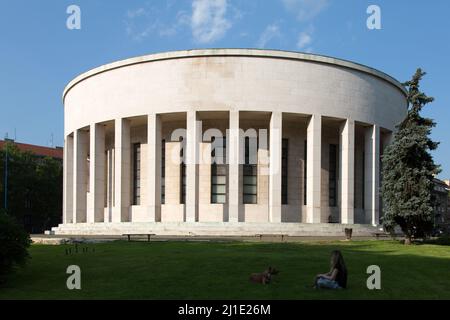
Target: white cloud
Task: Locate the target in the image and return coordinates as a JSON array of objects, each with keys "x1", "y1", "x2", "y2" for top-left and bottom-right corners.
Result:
[
  {"x1": 297, "y1": 31, "x2": 312, "y2": 49},
  {"x1": 190, "y1": 0, "x2": 232, "y2": 43},
  {"x1": 127, "y1": 8, "x2": 147, "y2": 19},
  {"x1": 125, "y1": 1, "x2": 237, "y2": 44},
  {"x1": 125, "y1": 5, "x2": 185, "y2": 41},
  {"x1": 282, "y1": 0, "x2": 329, "y2": 21},
  {"x1": 257, "y1": 23, "x2": 282, "y2": 48}
]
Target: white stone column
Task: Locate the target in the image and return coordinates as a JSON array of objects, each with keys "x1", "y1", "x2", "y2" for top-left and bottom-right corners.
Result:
[
  {"x1": 199, "y1": 142, "x2": 212, "y2": 221},
  {"x1": 73, "y1": 129, "x2": 88, "y2": 223},
  {"x1": 365, "y1": 124, "x2": 380, "y2": 226},
  {"x1": 165, "y1": 142, "x2": 182, "y2": 206},
  {"x1": 228, "y1": 111, "x2": 241, "y2": 223},
  {"x1": 306, "y1": 114, "x2": 322, "y2": 223},
  {"x1": 63, "y1": 135, "x2": 74, "y2": 224},
  {"x1": 186, "y1": 111, "x2": 201, "y2": 222},
  {"x1": 105, "y1": 148, "x2": 114, "y2": 223},
  {"x1": 339, "y1": 119, "x2": 355, "y2": 224},
  {"x1": 87, "y1": 124, "x2": 106, "y2": 223},
  {"x1": 147, "y1": 114, "x2": 162, "y2": 222},
  {"x1": 269, "y1": 112, "x2": 282, "y2": 223},
  {"x1": 113, "y1": 118, "x2": 131, "y2": 223}
]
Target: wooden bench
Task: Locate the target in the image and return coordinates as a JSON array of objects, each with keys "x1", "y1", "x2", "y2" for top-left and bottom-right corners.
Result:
[
  {"x1": 372, "y1": 232, "x2": 389, "y2": 240},
  {"x1": 123, "y1": 234, "x2": 156, "y2": 242},
  {"x1": 255, "y1": 234, "x2": 288, "y2": 242}
]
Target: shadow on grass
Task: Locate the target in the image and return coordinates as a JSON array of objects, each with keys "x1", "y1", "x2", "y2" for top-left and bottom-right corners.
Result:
[
  {"x1": 422, "y1": 236, "x2": 450, "y2": 246},
  {"x1": 1, "y1": 240, "x2": 449, "y2": 300}
]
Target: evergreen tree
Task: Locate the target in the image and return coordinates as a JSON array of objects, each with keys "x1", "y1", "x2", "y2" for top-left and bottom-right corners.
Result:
[{"x1": 381, "y1": 69, "x2": 440, "y2": 244}]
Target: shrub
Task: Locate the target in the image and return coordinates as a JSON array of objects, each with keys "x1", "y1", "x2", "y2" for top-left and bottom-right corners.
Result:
[
  {"x1": 0, "y1": 212, "x2": 31, "y2": 283},
  {"x1": 435, "y1": 235, "x2": 450, "y2": 246}
]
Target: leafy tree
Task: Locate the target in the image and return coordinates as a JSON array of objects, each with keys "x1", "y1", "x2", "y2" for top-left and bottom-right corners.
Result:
[
  {"x1": 33, "y1": 157, "x2": 63, "y2": 231},
  {"x1": 381, "y1": 69, "x2": 440, "y2": 244},
  {"x1": 0, "y1": 141, "x2": 62, "y2": 233},
  {"x1": 0, "y1": 211, "x2": 31, "y2": 283}
]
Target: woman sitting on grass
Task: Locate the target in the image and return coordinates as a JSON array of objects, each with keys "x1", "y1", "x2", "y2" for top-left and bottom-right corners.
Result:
[{"x1": 313, "y1": 250, "x2": 347, "y2": 289}]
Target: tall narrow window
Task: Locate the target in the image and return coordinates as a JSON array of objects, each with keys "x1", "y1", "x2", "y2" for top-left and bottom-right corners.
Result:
[
  {"x1": 211, "y1": 137, "x2": 227, "y2": 204},
  {"x1": 329, "y1": 144, "x2": 337, "y2": 207},
  {"x1": 181, "y1": 163, "x2": 186, "y2": 204},
  {"x1": 133, "y1": 143, "x2": 141, "y2": 205},
  {"x1": 180, "y1": 139, "x2": 186, "y2": 204},
  {"x1": 304, "y1": 140, "x2": 307, "y2": 205},
  {"x1": 161, "y1": 139, "x2": 166, "y2": 204},
  {"x1": 243, "y1": 136, "x2": 258, "y2": 204},
  {"x1": 362, "y1": 151, "x2": 365, "y2": 210},
  {"x1": 104, "y1": 150, "x2": 108, "y2": 208},
  {"x1": 282, "y1": 139, "x2": 289, "y2": 205}
]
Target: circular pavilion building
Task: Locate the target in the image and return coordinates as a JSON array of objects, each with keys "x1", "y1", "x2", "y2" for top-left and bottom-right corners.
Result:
[{"x1": 53, "y1": 49, "x2": 407, "y2": 236}]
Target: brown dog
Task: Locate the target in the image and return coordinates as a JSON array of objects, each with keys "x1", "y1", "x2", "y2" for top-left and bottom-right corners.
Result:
[{"x1": 249, "y1": 267, "x2": 279, "y2": 284}]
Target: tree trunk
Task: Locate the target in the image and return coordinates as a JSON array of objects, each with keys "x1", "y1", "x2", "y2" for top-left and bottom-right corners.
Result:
[{"x1": 404, "y1": 236, "x2": 412, "y2": 245}]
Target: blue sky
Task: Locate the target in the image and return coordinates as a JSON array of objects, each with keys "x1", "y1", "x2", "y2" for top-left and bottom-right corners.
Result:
[{"x1": 0, "y1": 0, "x2": 449, "y2": 178}]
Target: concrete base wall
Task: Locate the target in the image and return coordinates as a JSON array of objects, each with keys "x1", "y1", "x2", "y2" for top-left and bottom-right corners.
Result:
[
  {"x1": 198, "y1": 204, "x2": 227, "y2": 222},
  {"x1": 130, "y1": 205, "x2": 148, "y2": 223},
  {"x1": 52, "y1": 222, "x2": 380, "y2": 237},
  {"x1": 161, "y1": 204, "x2": 185, "y2": 222}
]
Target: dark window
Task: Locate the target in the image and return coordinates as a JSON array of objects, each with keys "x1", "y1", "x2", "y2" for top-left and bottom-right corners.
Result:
[
  {"x1": 181, "y1": 163, "x2": 186, "y2": 204},
  {"x1": 211, "y1": 165, "x2": 227, "y2": 204},
  {"x1": 180, "y1": 139, "x2": 186, "y2": 204},
  {"x1": 133, "y1": 143, "x2": 141, "y2": 205},
  {"x1": 161, "y1": 139, "x2": 166, "y2": 204},
  {"x1": 211, "y1": 137, "x2": 227, "y2": 204},
  {"x1": 104, "y1": 150, "x2": 108, "y2": 208},
  {"x1": 362, "y1": 151, "x2": 365, "y2": 210},
  {"x1": 244, "y1": 136, "x2": 258, "y2": 165},
  {"x1": 304, "y1": 140, "x2": 307, "y2": 205},
  {"x1": 243, "y1": 136, "x2": 258, "y2": 204},
  {"x1": 329, "y1": 144, "x2": 337, "y2": 207},
  {"x1": 282, "y1": 139, "x2": 288, "y2": 205}
]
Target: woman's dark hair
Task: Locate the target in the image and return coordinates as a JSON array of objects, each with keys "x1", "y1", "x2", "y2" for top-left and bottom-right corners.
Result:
[
  {"x1": 330, "y1": 250, "x2": 347, "y2": 273},
  {"x1": 330, "y1": 250, "x2": 348, "y2": 288}
]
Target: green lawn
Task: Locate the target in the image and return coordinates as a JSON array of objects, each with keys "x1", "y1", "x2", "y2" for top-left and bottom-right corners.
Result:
[{"x1": 1, "y1": 240, "x2": 449, "y2": 300}]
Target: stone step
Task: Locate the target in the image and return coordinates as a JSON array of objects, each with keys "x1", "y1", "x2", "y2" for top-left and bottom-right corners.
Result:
[{"x1": 52, "y1": 222, "x2": 380, "y2": 237}]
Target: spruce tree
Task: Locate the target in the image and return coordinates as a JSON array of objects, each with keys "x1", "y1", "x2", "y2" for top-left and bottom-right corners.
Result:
[{"x1": 381, "y1": 69, "x2": 440, "y2": 245}]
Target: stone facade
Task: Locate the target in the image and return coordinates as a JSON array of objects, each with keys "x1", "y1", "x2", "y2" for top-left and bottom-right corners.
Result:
[
  {"x1": 433, "y1": 179, "x2": 450, "y2": 234},
  {"x1": 54, "y1": 49, "x2": 408, "y2": 236}
]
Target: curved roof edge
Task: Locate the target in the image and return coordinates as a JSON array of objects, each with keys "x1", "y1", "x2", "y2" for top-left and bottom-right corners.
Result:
[{"x1": 62, "y1": 48, "x2": 408, "y2": 103}]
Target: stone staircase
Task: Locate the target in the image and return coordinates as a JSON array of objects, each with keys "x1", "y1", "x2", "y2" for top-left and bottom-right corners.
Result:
[{"x1": 52, "y1": 222, "x2": 381, "y2": 237}]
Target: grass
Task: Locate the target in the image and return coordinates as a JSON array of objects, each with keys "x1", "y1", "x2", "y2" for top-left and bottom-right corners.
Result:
[{"x1": 1, "y1": 240, "x2": 450, "y2": 300}]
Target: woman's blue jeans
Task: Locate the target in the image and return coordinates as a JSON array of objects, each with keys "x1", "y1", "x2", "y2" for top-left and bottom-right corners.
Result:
[{"x1": 316, "y1": 276, "x2": 341, "y2": 289}]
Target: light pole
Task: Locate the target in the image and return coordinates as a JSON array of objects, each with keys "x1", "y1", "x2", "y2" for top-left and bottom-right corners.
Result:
[{"x1": 3, "y1": 140, "x2": 8, "y2": 213}]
